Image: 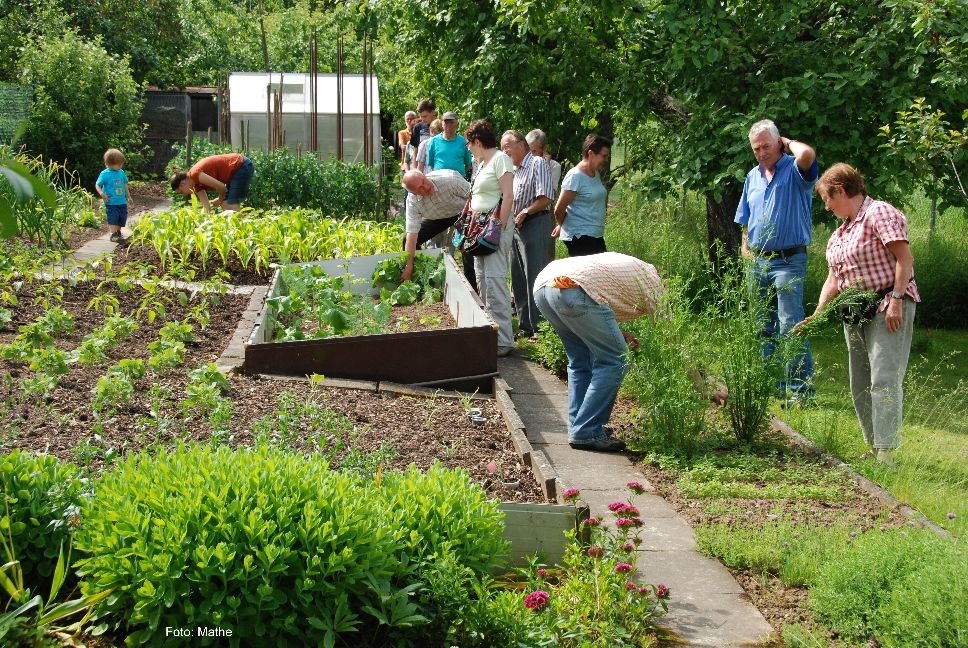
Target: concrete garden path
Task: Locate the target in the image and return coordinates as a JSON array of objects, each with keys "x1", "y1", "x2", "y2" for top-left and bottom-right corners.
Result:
[{"x1": 498, "y1": 354, "x2": 774, "y2": 647}]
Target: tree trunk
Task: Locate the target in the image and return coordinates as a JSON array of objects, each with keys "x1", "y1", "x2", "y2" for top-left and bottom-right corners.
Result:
[{"x1": 705, "y1": 186, "x2": 742, "y2": 270}]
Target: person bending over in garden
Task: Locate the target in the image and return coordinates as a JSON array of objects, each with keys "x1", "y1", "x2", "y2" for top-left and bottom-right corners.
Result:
[
  {"x1": 553, "y1": 134, "x2": 611, "y2": 257},
  {"x1": 533, "y1": 252, "x2": 664, "y2": 453},
  {"x1": 401, "y1": 169, "x2": 470, "y2": 283},
  {"x1": 95, "y1": 148, "x2": 132, "y2": 243},
  {"x1": 797, "y1": 163, "x2": 919, "y2": 466},
  {"x1": 735, "y1": 119, "x2": 818, "y2": 407},
  {"x1": 170, "y1": 153, "x2": 254, "y2": 212}
]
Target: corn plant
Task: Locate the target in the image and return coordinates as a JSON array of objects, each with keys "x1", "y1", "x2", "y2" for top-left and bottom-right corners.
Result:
[{"x1": 132, "y1": 206, "x2": 403, "y2": 273}]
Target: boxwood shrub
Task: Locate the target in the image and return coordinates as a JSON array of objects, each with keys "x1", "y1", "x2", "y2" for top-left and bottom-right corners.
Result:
[
  {"x1": 74, "y1": 443, "x2": 507, "y2": 646},
  {"x1": 0, "y1": 450, "x2": 87, "y2": 587}
]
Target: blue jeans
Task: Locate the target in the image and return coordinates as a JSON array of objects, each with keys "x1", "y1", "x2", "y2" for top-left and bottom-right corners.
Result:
[
  {"x1": 750, "y1": 251, "x2": 814, "y2": 396},
  {"x1": 534, "y1": 285, "x2": 628, "y2": 443},
  {"x1": 225, "y1": 157, "x2": 254, "y2": 205}
]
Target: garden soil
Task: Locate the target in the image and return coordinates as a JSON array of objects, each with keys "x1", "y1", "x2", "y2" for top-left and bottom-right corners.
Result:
[{"x1": 1, "y1": 280, "x2": 542, "y2": 504}]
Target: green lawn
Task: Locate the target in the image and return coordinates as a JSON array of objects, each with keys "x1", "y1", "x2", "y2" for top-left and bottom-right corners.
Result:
[{"x1": 780, "y1": 326, "x2": 968, "y2": 537}]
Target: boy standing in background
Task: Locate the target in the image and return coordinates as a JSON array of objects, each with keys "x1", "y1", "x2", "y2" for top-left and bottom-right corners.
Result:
[{"x1": 96, "y1": 148, "x2": 131, "y2": 243}]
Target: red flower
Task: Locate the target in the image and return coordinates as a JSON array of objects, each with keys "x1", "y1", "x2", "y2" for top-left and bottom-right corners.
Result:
[
  {"x1": 524, "y1": 590, "x2": 550, "y2": 610},
  {"x1": 627, "y1": 481, "x2": 646, "y2": 494},
  {"x1": 536, "y1": 568, "x2": 548, "y2": 578},
  {"x1": 584, "y1": 516, "x2": 601, "y2": 527},
  {"x1": 656, "y1": 584, "x2": 670, "y2": 599},
  {"x1": 587, "y1": 545, "x2": 604, "y2": 559},
  {"x1": 562, "y1": 488, "x2": 581, "y2": 502},
  {"x1": 614, "y1": 562, "x2": 633, "y2": 574}
]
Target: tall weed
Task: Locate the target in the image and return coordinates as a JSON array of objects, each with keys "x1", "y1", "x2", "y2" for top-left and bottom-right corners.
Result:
[
  {"x1": 713, "y1": 262, "x2": 784, "y2": 444},
  {"x1": 623, "y1": 279, "x2": 709, "y2": 457}
]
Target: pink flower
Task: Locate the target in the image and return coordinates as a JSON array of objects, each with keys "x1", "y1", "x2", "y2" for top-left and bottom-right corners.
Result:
[
  {"x1": 615, "y1": 517, "x2": 642, "y2": 529},
  {"x1": 562, "y1": 488, "x2": 581, "y2": 502},
  {"x1": 536, "y1": 568, "x2": 548, "y2": 578},
  {"x1": 637, "y1": 586, "x2": 649, "y2": 596},
  {"x1": 614, "y1": 562, "x2": 633, "y2": 574},
  {"x1": 627, "y1": 481, "x2": 646, "y2": 494},
  {"x1": 623, "y1": 506, "x2": 640, "y2": 517},
  {"x1": 524, "y1": 590, "x2": 550, "y2": 610},
  {"x1": 607, "y1": 501, "x2": 627, "y2": 512},
  {"x1": 586, "y1": 545, "x2": 604, "y2": 559},
  {"x1": 625, "y1": 581, "x2": 636, "y2": 591},
  {"x1": 656, "y1": 584, "x2": 670, "y2": 599},
  {"x1": 621, "y1": 542, "x2": 635, "y2": 552},
  {"x1": 584, "y1": 516, "x2": 601, "y2": 527}
]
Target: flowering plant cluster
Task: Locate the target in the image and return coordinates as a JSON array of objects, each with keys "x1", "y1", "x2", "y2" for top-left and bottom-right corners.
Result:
[{"x1": 516, "y1": 484, "x2": 670, "y2": 646}]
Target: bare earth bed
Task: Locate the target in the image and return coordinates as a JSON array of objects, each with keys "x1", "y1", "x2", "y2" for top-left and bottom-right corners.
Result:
[{"x1": 0, "y1": 280, "x2": 543, "y2": 503}]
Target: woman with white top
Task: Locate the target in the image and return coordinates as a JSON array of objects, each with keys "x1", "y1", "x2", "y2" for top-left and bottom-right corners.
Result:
[{"x1": 464, "y1": 119, "x2": 516, "y2": 357}]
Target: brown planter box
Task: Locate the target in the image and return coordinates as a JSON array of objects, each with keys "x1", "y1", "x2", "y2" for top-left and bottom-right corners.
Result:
[{"x1": 243, "y1": 250, "x2": 498, "y2": 393}]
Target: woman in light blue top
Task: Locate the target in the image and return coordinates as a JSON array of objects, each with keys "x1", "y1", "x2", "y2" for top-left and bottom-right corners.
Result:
[{"x1": 553, "y1": 134, "x2": 611, "y2": 256}]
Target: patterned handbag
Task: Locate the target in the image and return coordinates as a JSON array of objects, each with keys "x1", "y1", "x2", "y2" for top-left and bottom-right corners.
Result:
[
  {"x1": 451, "y1": 159, "x2": 505, "y2": 256},
  {"x1": 457, "y1": 199, "x2": 504, "y2": 256}
]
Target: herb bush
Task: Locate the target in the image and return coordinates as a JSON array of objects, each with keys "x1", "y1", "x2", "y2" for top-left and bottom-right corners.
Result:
[
  {"x1": 74, "y1": 443, "x2": 507, "y2": 646},
  {"x1": 452, "y1": 486, "x2": 669, "y2": 647},
  {"x1": 808, "y1": 528, "x2": 957, "y2": 643},
  {"x1": 165, "y1": 141, "x2": 378, "y2": 216},
  {"x1": 0, "y1": 451, "x2": 87, "y2": 588},
  {"x1": 873, "y1": 543, "x2": 967, "y2": 648},
  {"x1": 622, "y1": 279, "x2": 710, "y2": 458},
  {"x1": 527, "y1": 321, "x2": 567, "y2": 377}
]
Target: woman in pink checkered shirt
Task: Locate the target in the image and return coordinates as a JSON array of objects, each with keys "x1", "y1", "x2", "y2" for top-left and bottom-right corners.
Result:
[{"x1": 805, "y1": 163, "x2": 920, "y2": 465}]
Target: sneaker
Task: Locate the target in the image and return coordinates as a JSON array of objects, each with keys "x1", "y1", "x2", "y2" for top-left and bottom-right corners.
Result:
[
  {"x1": 569, "y1": 437, "x2": 627, "y2": 453},
  {"x1": 497, "y1": 346, "x2": 514, "y2": 358},
  {"x1": 875, "y1": 449, "x2": 896, "y2": 466},
  {"x1": 109, "y1": 232, "x2": 122, "y2": 243},
  {"x1": 781, "y1": 393, "x2": 815, "y2": 409}
]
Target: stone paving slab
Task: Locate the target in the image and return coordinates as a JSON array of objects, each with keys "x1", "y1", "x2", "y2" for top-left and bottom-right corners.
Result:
[
  {"x1": 635, "y1": 551, "x2": 745, "y2": 595},
  {"x1": 659, "y1": 593, "x2": 774, "y2": 647},
  {"x1": 553, "y1": 465, "x2": 657, "y2": 494}
]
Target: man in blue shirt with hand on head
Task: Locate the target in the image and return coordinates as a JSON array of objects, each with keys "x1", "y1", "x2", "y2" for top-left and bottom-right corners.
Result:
[{"x1": 735, "y1": 119, "x2": 818, "y2": 405}]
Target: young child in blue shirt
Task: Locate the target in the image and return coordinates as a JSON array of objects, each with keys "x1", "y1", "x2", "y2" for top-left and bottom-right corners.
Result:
[{"x1": 95, "y1": 149, "x2": 132, "y2": 243}]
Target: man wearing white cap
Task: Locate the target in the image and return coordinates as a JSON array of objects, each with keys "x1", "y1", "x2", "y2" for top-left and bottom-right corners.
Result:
[{"x1": 427, "y1": 112, "x2": 473, "y2": 177}]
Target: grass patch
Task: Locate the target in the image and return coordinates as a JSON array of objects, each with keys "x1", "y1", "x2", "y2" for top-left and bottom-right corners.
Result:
[
  {"x1": 672, "y1": 452, "x2": 847, "y2": 501},
  {"x1": 781, "y1": 327, "x2": 968, "y2": 536},
  {"x1": 696, "y1": 520, "x2": 854, "y2": 586}
]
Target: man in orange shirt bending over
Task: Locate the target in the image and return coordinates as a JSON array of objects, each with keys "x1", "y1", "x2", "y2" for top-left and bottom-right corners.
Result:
[{"x1": 171, "y1": 153, "x2": 255, "y2": 212}]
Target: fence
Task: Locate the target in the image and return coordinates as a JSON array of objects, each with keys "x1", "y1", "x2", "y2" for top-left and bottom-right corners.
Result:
[{"x1": 0, "y1": 82, "x2": 31, "y2": 146}]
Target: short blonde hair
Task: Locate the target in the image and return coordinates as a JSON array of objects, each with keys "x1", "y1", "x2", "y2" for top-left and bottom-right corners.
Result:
[{"x1": 104, "y1": 148, "x2": 125, "y2": 166}]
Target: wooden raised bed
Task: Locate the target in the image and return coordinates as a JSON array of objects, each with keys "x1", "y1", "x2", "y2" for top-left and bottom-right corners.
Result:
[{"x1": 244, "y1": 250, "x2": 498, "y2": 393}]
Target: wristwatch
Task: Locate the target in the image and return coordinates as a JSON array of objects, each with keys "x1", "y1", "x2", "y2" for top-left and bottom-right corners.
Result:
[{"x1": 890, "y1": 291, "x2": 904, "y2": 300}]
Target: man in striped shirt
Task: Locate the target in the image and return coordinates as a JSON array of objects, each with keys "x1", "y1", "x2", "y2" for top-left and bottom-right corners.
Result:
[
  {"x1": 534, "y1": 253, "x2": 665, "y2": 452},
  {"x1": 401, "y1": 169, "x2": 470, "y2": 282},
  {"x1": 501, "y1": 130, "x2": 554, "y2": 339}
]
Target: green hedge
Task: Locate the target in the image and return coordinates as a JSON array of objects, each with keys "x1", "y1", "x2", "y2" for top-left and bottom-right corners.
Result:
[
  {"x1": 166, "y1": 141, "x2": 379, "y2": 216},
  {"x1": 0, "y1": 451, "x2": 87, "y2": 588},
  {"x1": 74, "y1": 443, "x2": 507, "y2": 646}
]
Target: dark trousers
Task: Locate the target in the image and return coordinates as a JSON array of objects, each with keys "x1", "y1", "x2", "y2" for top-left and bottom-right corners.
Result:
[
  {"x1": 511, "y1": 212, "x2": 552, "y2": 336},
  {"x1": 404, "y1": 216, "x2": 478, "y2": 292},
  {"x1": 564, "y1": 235, "x2": 607, "y2": 257}
]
